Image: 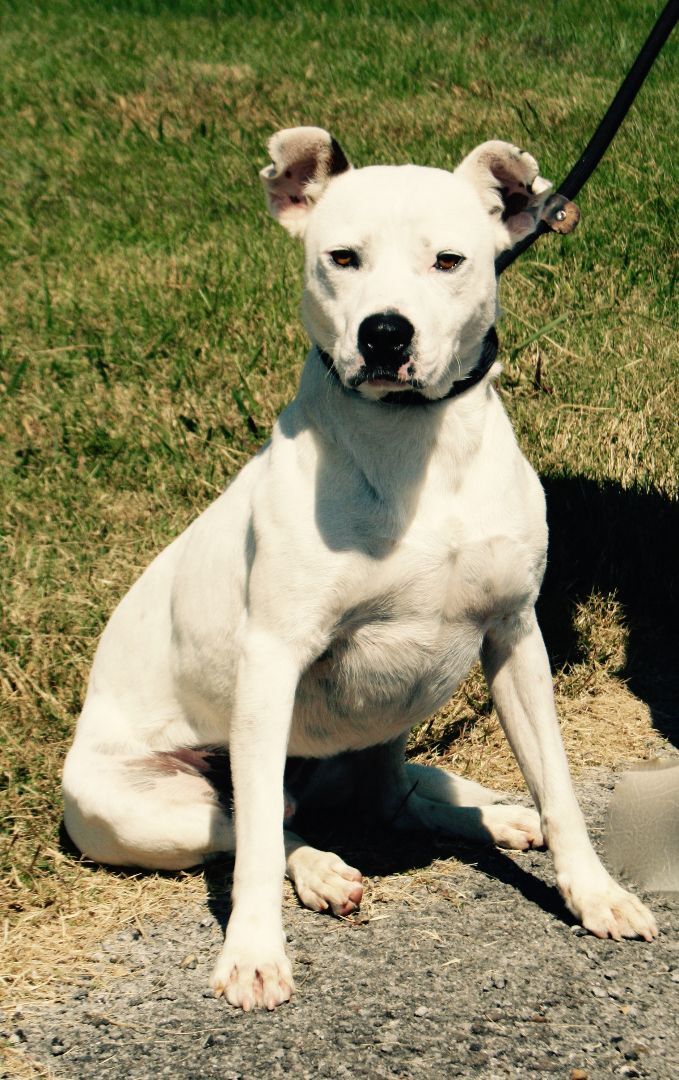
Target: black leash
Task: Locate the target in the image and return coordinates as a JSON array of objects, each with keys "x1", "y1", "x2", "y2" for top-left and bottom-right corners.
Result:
[
  {"x1": 496, "y1": 0, "x2": 678, "y2": 276},
  {"x1": 317, "y1": 2, "x2": 676, "y2": 403}
]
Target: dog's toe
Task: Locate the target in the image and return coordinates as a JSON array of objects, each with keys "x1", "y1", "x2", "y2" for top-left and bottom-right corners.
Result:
[
  {"x1": 559, "y1": 871, "x2": 658, "y2": 942},
  {"x1": 480, "y1": 804, "x2": 544, "y2": 850},
  {"x1": 211, "y1": 942, "x2": 293, "y2": 1011},
  {"x1": 287, "y1": 846, "x2": 363, "y2": 916}
]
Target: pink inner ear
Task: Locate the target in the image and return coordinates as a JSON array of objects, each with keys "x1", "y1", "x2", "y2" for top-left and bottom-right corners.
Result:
[
  {"x1": 269, "y1": 188, "x2": 310, "y2": 213},
  {"x1": 508, "y1": 210, "x2": 536, "y2": 238},
  {"x1": 270, "y1": 157, "x2": 316, "y2": 205},
  {"x1": 486, "y1": 155, "x2": 540, "y2": 238},
  {"x1": 490, "y1": 158, "x2": 528, "y2": 197}
]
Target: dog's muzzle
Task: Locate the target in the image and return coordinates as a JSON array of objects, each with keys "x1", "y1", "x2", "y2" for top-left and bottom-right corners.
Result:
[{"x1": 317, "y1": 325, "x2": 499, "y2": 406}]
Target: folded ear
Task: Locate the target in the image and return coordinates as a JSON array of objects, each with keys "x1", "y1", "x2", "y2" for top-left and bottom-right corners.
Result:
[
  {"x1": 260, "y1": 127, "x2": 351, "y2": 237},
  {"x1": 455, "y1": 140, "x2": 579, "y2": 253}
]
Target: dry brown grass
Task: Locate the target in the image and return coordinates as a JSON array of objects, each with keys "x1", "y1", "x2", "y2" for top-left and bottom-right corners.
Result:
[
  {"x1": 1, "y1": 870, "x2": 205, "y2": 1008},
  {"x1": 0, "y1": 1046, "x2": 56, "y2": 1080},
  {"x1": 409, "y1": 667, "x2": 664, "y2": 795}
]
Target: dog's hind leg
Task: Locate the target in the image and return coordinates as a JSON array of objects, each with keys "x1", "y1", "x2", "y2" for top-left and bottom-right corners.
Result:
[
  {"x1": 364, "y1": 736, "x2": 544, "y2": 851},
  {"x1": 404, "y1": 762, "x2": 503, "y2": 808},
  {"x1": 403, "y1": 763, "x2": 548, "y2": 848},
  {"x1": 64, "y1": 743, "x2": 364, "y2": 913},
  {"x1": 63, "y1": 745, "x2": 235, "y2": 871}
]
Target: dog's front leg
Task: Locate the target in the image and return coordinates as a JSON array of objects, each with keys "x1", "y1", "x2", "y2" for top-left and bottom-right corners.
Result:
[
  {"x1": 482, "y1": 610, "x2": 658, "y2": 941},
  {"x1": 211, "y1": 626, "x2": 300, "y2": 1010}
]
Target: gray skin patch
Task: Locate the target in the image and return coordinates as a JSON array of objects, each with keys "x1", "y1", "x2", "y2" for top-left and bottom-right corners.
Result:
[
  {"x1": 129, "y1": 747, "x2": 300, "y2": 821},
  {"x1": 126, "y1": 747, "x2": 232, "y2": 805}
]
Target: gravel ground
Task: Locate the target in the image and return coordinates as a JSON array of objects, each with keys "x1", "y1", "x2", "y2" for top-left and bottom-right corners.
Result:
[{"x1": 5, "y1": 771, "x2": 678, "y2": 1079}]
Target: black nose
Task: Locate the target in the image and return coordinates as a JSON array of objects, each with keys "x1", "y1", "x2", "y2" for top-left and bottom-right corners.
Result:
[{"x1": 357, "y1": 313, "x2": 414, "y2": 370}]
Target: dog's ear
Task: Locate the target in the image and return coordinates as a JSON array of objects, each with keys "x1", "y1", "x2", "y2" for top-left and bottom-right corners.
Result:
[
  {"x1": 455, "y1": 140, "x2": 579, "y2": 253},
  {"x1": 260, "y1": 127, "x2": 351, "y2": 237}
]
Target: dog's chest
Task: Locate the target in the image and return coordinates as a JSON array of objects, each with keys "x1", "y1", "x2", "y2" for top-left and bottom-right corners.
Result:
[{"x1": 291, "y1": 516, "x2": 541, "y2": 756}]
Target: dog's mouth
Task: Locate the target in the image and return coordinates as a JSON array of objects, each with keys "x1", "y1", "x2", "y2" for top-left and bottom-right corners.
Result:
[{"x1": 348, "y1": 366, "x2": 425, "y2": 392}]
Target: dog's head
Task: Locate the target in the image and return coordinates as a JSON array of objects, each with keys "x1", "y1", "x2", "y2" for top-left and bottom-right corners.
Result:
[{"x1": 261, "y1": 128, "x2": 576, "y2": 401}]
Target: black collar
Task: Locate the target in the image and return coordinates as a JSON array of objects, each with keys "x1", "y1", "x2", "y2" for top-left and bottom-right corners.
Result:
[{"x1": 316, "y1": 326, "x2": 499, "y2": 406}]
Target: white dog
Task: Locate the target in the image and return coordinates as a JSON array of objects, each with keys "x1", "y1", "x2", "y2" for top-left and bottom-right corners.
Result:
[{"x1": 63, "y1": 128, "x2": 657, "y2": 1011}]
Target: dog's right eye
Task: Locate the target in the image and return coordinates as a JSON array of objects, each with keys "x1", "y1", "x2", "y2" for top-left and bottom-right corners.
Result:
[
  {"x1": 435, "y1": 251, "x2": 465, "y2": 271},
  {"x1": 329, "y1": 249, "x2": 359, "y2": 269}
]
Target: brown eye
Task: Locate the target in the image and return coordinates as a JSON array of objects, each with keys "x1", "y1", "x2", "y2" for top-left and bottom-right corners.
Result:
[
  {"x1": 330, "y1": 249, "x2": 359, "y2": 268},
  {"x1": 435, "y1": 251, "x2": 465, "y2": 271}
]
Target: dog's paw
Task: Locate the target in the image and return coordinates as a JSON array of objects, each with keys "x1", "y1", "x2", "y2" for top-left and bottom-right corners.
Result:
[
  {"x1": 287, "y1": 846, "x2": 363, "y2": 916},
  {"x1": 480, "y1": 804, "x2": 545, "y2": 850},
  {"x1": 558, "y1": 870, "x2": 658, "y2": 942},
  {"x1": 211, "y1": 939, "x2": 293, "y2": 1011}
]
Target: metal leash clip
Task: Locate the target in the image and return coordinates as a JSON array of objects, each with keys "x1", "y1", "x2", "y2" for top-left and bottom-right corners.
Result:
[{"x1": 540, "y1": 192, "x2": 581, "y2": 235}]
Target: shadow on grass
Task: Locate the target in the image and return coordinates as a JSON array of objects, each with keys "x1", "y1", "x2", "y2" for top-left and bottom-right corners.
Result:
[{"x1": 538, "y1": 473, "x2": 679, "y2": 748}]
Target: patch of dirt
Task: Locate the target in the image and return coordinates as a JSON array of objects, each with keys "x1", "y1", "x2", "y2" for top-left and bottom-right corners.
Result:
[{"x1": 4, "y1": 771, "x2": 678, "y2": 1080}]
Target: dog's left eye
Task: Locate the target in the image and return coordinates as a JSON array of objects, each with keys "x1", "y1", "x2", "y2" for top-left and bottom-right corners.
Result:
[
  {"x1": 435, "y1": 252, "x2": 465, "y2": 271},
  {"x1": 329, "y1": 249, "x2": 359, "y2": 269}
]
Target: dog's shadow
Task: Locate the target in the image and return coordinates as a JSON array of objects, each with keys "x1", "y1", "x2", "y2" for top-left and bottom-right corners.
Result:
[
  {"x1": 57, "y1": 806, "x2": 575, "y2": 937},
  {"x1": 538, "y1": 473, "x2": 678, "y2": 747},
  {"x1": 201, "y1": 815, "x2": 576, "y2": 936}
]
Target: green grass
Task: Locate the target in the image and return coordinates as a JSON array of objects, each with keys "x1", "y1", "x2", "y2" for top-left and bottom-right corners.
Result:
[{"x1": 1, "y1": 0, "x2": 677, "y2": 1008}]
